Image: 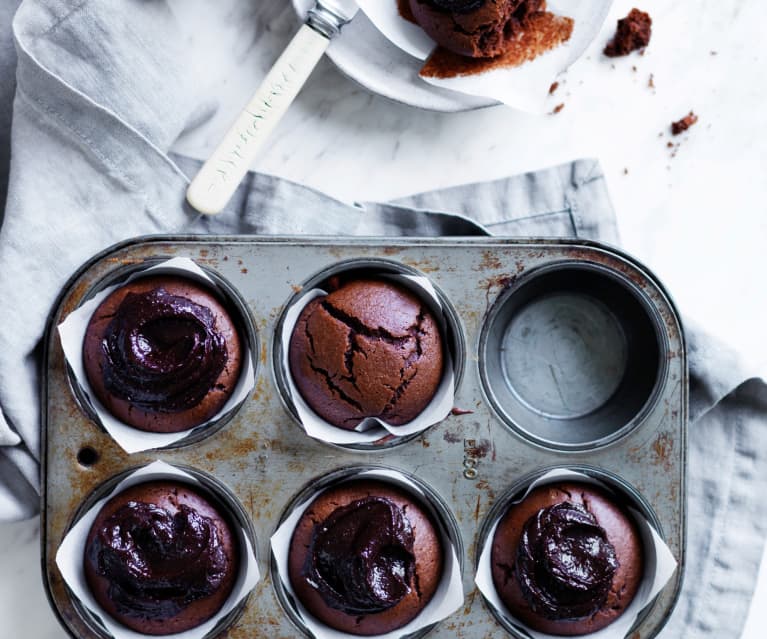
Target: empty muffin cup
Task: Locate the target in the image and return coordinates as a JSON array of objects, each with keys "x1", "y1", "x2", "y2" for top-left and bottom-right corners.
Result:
[
  {"x1": 274, "y1": 259, "x2": 465, "y2": 451},
  {"x1": 57, "y1": 257, "x2": 258, "y2": 453},
  {"x1": 270, "y1": 465, "x2": 464, "y2": 638},
  {"x1": 480, "y1": 261, "x2": 668, "y2": 451},
  {"x1": 55, "y1": 460, "x2": 260, "y2": 639},
  {"x1": 475, "y1": 466, "x2": 678, "y2": 638}
]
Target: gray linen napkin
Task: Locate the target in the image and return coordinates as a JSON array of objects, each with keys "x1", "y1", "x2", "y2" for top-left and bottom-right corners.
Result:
[{"x1": 0, "y1": 1, "x2": 765, "y2": 637}]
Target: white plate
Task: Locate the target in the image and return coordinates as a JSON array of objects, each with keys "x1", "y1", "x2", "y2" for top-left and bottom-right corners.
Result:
[{"x1": 292, "y1": 0, "x2": 496, "y2": 112}]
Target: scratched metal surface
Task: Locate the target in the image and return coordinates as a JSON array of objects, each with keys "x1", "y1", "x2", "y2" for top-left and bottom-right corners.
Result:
[{"x1": 41, "y1": 237, "x2": 687, "y2": 639}]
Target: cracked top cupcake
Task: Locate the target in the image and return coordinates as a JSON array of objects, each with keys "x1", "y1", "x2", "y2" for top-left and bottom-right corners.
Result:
[
  {"x1": 288, "y1": 278, "x2": 444, "y2": 429},
  {"x1": 490, "y1": 482, "x2": 644, "y2": 635},
  {"x1": 409, "y1": 0, "x2": 546, "y2": 58},
  {"x1": 287, "y1": 479, "x2": 444, "y2": 635}
]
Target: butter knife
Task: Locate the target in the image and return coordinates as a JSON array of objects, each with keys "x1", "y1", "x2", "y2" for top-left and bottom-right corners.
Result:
[{"x1": 186, "y1": 0, "x2": 359, "y2": 215}]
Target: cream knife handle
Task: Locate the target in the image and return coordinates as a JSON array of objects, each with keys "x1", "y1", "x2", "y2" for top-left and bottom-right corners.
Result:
[{"x1": 186, "y1": 24, "x2": 330, "y2": 215}]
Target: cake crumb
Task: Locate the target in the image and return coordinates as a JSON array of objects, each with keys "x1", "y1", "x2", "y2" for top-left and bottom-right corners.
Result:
[
  {"x1": 672, "y1": 111, "x2": 698, "y2": 135},
  {"x1": 604, "y1": 8, "x2": 652, "y2": 57},
  {"x1": 623, "y1": 168, "x2": 629, "y2": 175},
  {"x1": 552, "y1": 103, "x2": 565, "y2": 114},
  {"x1": 648, "y1": 73, "x2": 655, "y2": 89},
  {"x1": 667, "y1": 141, "x2": 674, "y2": 148},
  {"x1": 549, "y1": 81, "x2": 559, "y2": 95}
]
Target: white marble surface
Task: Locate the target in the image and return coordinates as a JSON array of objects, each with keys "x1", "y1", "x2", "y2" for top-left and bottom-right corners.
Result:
[{"x1": 1, "y1": 0, "x2": 766, "y2": 637}]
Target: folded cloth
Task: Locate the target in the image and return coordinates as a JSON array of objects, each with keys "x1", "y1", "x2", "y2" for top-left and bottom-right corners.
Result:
[{"x1": 0, "y1": 1, "x2": 765, "y2": 637}]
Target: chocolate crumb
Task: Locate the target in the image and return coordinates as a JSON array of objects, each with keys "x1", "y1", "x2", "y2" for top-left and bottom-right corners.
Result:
[
  {"x1": 623, "y1": 168, "x2": 629, "y2": 175},
  {"x1": 451, "y1": 407, "x2": 474, "y2": 416},
  {"x1": 549, "y1": 81, "x2": 559, "y2": 95},
  {"x1": 667, "y1": 141, "x2": 674, "y2": 148},
  {"x1": 672, "y1": 111, "x2": 698, "y2": 135},
  {"x1": 604, "y1": 8, "x2": 652, "y2": 57},
  {"x1": 552, "y1": 103, "x2": 565, "y2": 114}
]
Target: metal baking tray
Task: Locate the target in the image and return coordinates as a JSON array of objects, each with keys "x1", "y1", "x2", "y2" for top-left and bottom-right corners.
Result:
[{"x1": 41, "y1": 236, "x2": 687, "y2": 638}]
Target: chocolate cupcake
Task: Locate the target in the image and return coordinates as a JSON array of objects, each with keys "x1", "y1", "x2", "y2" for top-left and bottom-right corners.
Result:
[
  {"x1": 409, "y1": 0, "x2": 545, "y2": 58},
  {"x1": 288, "y1": 279, "x2": 444, "y2": 429},
  {"x1": 490, "y1": 482, "x2": 643, "y2": 635},
  {"x1": 82, "y1": 275, "x2": 243, "y2": 433},
  {"x1": 83, "y1": 480, "x2": 239, "y2": 635},
  {"x1": 288, "y1": 479, "x2": 444, "y2": 635}
]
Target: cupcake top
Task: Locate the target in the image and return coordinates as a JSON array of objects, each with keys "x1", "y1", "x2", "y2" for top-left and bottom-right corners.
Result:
[
  {"x1": 409, "y1": 0, "x2": 545, "y2": 58},
  {"x1": 288, "y1": 278, "x2": 444, "y2": 429},
  {"x1": 515, "y1": 502, "x2": 619, "y2": 620},
  {"x1": 100, "y1": 287, "x2": 228, "y2": 412},
  {"x1": 305, "y1": 496, "x2": 416, "y2": 614},
  {"x1": 83, "y1": 480, "x2": 239, "y2": 635},
  {"x1": 491, "y1": 481, "x2": 643, "y2": 635},
  {"x1": 83, "y1": 275, "x2": 243, "y2": 433},
  {"x1": 288, "y1": 479, "x2": 444, "y2": 635}
]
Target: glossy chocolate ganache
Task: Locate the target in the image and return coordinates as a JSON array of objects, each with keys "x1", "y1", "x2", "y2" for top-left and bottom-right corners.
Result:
[
  {"x1": 426, "y1": 0, "x2": 487, "y2": 11},
  {"x1": 101, "y1": 287, "x2": 227, "y2": 412},
  {"x1": 87, "y1": 501, "x2": 229, "y2": 619},
  {"x1": 305, "y1": 497, "x2": 416, "y2": 614},
  {"x1": 515, "y1": 503, "x2": 619, "y2": 620}
]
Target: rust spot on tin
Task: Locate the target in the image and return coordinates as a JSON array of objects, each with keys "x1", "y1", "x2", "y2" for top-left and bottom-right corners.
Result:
[
  {"x1": 652, "y1": 432, "x2": 674, "y2": 471},
  {"x1": 421, "y1": 438, "x2": 431, "y2": 448},
  {"x1": 382, "y1": 246, "x2": 401, "y2": 255},
  {"x1": 474, "y1": 493, "x2": 482, "y2": 521},
  {"x1": 251, "y1": 375, "x2": 268, "y2": 403},
  {"x1": 478, "y1": 251, "x2": 504, "y2": 271},
  {"x1": 466, "y1": 438, "x2": 493, "y2": 459},
  {"x1": 60, "y1": 277, "x2": 96, "y2": 316},
  {"x1": 241, "y1": 267, "x2": 248, "y2": 274},
  {"x1": 291, "y1": 284, "x2": 303, "y2": 294},
  {"x1": 482, "y1": 275, "x2": 515, "y2": 315},
  {"x1": 402, "y1": 258, "x2": 440, "y2": 273},
  {"x1": 443, "y1": 430, "x2": 462, "y2": 444},
  {"x1": 451, "y1": 407, "x2": 474, "y2": 416},
  {"x1": 260, "y1": 341, "x2": 268, "y2": 366},
  {"x1": 463, "y1": 589, "x2": 477, "y2": 615},
  {"x1": 199, "y1": 249, "x2": 209, "y2": 257}
]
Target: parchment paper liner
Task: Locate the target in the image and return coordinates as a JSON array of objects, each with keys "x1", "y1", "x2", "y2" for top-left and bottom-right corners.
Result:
[
  {"x1": 55, "y1": 460, "x2": 261, "y2": 639},
  {"x1": 58, "y1": 257, "x2": 256, "y2": 454},
  {"x1": 280, "y1": 274, "x2": 455, "y2": 446},
  {"x1": 475, "y1": 468, "x2": 678, "y2": 639},
  {"x1": 270, "y1": 467, "x2": 464, "y2": 639}
]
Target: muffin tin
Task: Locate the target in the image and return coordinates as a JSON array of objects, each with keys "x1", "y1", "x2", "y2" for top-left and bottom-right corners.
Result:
[{"x1": 41, "y1": 236, "x2": 687, "y2": 639}]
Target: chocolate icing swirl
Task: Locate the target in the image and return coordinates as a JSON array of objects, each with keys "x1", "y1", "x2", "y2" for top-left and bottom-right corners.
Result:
[
  {"x1": 305, "y1": 497, "x2": 416, "y2": 614},
  {"x1": 515, "y1": 503, "x2": 619, "y2": 620},
  {"x1": 427, "y1": 0, "x2": 487, "y2": 12},
  {"x1": 89, "y1": 501, "x2": 229, "y2": 619},
  {"x1": 101, "y1": 287, "x2": 228, "y2": 412}
]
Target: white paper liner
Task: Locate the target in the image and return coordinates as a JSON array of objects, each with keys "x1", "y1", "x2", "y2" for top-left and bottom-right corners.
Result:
[
  {"x1": 475, "y1": 469, "x2": 678, "y2": 639},
  {"x1": 55, "y1": 460, "x2": 261, "y2": 639},
  {"x1": 270, "y1": 468, "x2": 464, "y2": 639},
  {"x1": 280, "y1": 274, "x2": 455, "y2": 445},
  {"x1": 57, "y1": 257, "x2": 256, "y2": 454},
  {"x1": 357, "y1": 0, "x2": 614, "y2": 112},
  {"x1": 356, "y1": 0, "x2": 433, "y2": 61}
]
